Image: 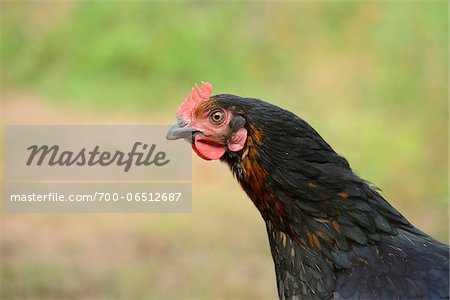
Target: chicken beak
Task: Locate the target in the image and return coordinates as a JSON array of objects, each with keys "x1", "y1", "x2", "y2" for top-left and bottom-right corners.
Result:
[{"x1": 166, "y1": 124, "x2": 197, "y2": 141}]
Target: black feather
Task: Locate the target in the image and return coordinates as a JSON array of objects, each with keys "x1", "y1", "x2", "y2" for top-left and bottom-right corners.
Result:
[{"x1": 213, "y1": 94, "x2": 449, "y2": 299}]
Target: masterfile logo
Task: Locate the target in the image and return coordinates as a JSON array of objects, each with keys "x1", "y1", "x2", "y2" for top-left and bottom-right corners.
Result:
[
  {"x1": 26, "y1": 142, "x2": 170, "y2": 172},
  {"x1": 5, "y1": 125, "x2": 192, "y2": 213}
]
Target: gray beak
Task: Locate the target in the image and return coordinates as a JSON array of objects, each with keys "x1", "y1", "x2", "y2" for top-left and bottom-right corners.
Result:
[{"x1": 166, "y1": 124, "x2": 197, "y2": 141}]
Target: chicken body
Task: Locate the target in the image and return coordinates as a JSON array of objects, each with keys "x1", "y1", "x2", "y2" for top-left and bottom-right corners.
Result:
[{"x1": 168, "y1": 86, "x2": 450, "y2": 299}]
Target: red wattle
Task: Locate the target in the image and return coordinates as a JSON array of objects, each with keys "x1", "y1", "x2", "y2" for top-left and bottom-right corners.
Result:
[{"x1": 192, "y1": 137, "x2": 226, "y2": 160}]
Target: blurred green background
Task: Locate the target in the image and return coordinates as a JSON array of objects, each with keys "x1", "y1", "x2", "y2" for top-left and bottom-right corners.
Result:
[{"x1": 1, "y1": 1, "x2": 448, "y2": 299}]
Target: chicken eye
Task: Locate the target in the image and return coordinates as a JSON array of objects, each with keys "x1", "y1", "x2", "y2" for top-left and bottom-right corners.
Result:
[{"x1": 209, "y1": 110, "x2": 225, "y2": 125}]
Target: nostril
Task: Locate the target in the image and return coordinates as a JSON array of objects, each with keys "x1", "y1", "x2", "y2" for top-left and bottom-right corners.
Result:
[{"x1": 176, "y1": 118, "x2": 188, "y2": 127}]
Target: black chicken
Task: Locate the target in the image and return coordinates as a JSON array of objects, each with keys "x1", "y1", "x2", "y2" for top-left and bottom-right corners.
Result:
[{"x1": 167, "y1": 82, "x2": 449, "y2": 299}]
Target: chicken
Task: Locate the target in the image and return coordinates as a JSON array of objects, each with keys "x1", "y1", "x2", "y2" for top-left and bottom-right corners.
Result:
[{"x1": 166, "y1": 82, "x2": 450, "y2": 299}]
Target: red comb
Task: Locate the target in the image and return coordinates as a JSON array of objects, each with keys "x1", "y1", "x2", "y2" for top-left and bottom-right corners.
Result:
[{"x1": 177, "y1": 81, "x2": 213, "y2": 120}]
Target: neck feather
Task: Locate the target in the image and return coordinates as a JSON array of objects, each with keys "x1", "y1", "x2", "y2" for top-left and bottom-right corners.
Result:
[{"x1": 221, "y1": 121, "x2": 414, "y2": 298}]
